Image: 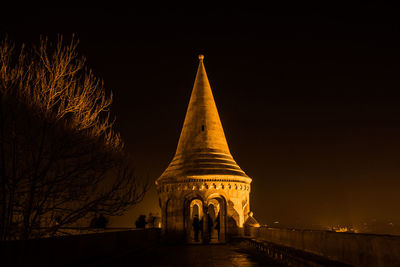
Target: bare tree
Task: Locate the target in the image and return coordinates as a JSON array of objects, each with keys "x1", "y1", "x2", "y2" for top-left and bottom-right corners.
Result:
[{"x1": 0, "y1": 36, "x2": 149, "y2": 240}]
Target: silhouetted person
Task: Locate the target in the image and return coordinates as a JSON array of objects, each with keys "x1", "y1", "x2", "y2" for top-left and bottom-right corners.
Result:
[
  {"x1": 135, "y1": 214, "x2": 147, "y2": 228},
  {"x1": 192, "y1": 215, "x2": 200, "y2": 242},
  {"x1": 215, "y1": 214, "x2": 220, "y2": 239},
  {"x1": 199, "y1": 217, "x2": 204, "y2": 236},
  {"x1": 96, "y1": 213, "x2": 108, "y2": 228},
  {"x1": 147, "y1": 212, "x2": 156, "y2": 228},
  {"x1": 207, "y1": 213, "x2": 213, "y2": 240}
]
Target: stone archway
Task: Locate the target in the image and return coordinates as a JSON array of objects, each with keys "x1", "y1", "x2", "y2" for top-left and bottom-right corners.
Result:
[
  {"x1": 206, "y1": 195, "x2": 227, "y2": 243},
  {"x1": 184, "y1": 197, "x2": 205, "y2": 243},
  {"x1": 189, "y1": 199, "x2": 204, "y2": 243}
]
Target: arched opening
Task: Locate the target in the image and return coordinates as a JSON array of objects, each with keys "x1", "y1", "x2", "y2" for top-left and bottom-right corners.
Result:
[
  {"x1": 186, "y1": 198, "x2": 204, "y2": 243},
  {"x1": 165, "y1": 199, "x2": 175, "y2": 235},
  {"x1": 206, "y1": 196, "x2": 226, "y2": 243}
]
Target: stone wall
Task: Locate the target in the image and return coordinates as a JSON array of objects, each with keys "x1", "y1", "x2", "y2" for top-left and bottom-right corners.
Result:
[
  {"x1": 256, "y1": 227, "x2": 400, "y2": 266},
  {"x1": 1, "y1": 229, "x2": 160, "y2": 266}
]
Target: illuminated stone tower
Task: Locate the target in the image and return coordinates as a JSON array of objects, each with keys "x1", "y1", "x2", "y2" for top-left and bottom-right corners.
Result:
[{"x1": 156, "y1": 55, "x2": 256, "y2": 243}]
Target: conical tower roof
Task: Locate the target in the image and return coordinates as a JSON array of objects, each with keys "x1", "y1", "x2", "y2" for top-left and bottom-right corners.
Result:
[{"x1": 157, "y1": 55, "x2": 250, "y2": 184}]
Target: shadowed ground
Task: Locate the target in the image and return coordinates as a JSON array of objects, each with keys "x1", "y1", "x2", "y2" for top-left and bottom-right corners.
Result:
[{"x1": 102, "y1": 243, "x2": 281, "y2": 267}]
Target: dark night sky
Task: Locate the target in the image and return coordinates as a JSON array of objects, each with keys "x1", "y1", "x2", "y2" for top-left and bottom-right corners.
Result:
[{"x1": 2, "y1": 4, "x2": 400, "y2": 228}]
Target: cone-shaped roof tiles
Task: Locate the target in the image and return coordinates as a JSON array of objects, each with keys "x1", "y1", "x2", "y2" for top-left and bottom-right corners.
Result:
[{"x1": 157, "y1": 55, "x2": 250, "y2": 183}]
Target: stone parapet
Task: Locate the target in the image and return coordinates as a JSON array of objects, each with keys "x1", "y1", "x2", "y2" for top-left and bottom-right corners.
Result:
[{"x1": 255, "y1": 227, "x2": 400, "y2": 266}]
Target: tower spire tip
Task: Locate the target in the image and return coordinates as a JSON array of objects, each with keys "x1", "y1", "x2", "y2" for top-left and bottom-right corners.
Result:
[{"x1": 198, "y1": 54, "x2": 204, "y2": 60}]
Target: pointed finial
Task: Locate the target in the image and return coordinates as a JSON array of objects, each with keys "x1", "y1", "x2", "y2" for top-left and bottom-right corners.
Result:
[{"x1": 198, "y1": 54, "x2": 204, "y2": 60}]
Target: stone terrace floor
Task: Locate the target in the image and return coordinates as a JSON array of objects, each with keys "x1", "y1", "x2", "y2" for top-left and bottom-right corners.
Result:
[{"x1": 100, "y1": 243, "x2": 282, "y2": 267}]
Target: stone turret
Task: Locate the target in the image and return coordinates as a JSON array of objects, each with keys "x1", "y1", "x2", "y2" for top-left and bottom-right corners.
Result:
[{"x1": 156, "y1": 55, "x2": 256, "y2": 243}]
